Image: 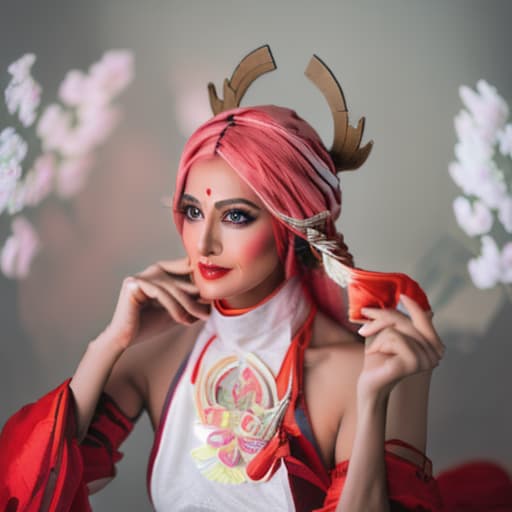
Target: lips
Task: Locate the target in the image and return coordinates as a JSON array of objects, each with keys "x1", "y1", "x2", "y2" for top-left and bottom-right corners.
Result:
[{"x1": 198, "y1": 262, "x2": 232, "y2": 280}]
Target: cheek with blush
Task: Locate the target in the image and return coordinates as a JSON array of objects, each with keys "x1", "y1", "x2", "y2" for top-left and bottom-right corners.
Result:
[{"x1": 236, "y1": 224, "x2": 279, "y2": 268}]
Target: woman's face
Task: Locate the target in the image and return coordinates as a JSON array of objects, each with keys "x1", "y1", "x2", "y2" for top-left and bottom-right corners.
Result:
[{"x1": 179, "y1": 156, "x2": 284, "y2": 308}]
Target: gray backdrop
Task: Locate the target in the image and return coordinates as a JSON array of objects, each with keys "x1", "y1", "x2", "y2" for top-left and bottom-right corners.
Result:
[{"x1": 1, "y1": 1, "x2": 511, "y2": 510}]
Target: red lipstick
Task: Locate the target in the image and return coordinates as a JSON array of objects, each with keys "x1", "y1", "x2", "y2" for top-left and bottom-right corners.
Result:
[{"x1": 198, "y1": 262, "x2": 232, "y2": 280}]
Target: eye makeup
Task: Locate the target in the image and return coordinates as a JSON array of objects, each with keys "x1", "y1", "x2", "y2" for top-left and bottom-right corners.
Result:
[{"x1": 178, "y1": 201, "x2": 256, "y2": 227}]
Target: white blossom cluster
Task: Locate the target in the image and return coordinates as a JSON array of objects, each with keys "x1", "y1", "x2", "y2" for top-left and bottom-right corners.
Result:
[
  {"x1": 450, "y1": 80, "x2": 512, "y2": 289},
  {"x1": 0, "y1": 51, "x2": 134, "y2": 279}
]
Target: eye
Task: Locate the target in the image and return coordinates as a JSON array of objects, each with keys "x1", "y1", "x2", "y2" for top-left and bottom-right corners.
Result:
[
  {"x1": 182, "y1": 204, "x2": 203, "y2": 221},
  {"x1": 223, "y1": 209, "x2": 255, "y2": 225}
]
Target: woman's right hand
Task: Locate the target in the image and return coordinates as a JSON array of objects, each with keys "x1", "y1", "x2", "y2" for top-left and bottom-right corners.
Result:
[{"x1": 106, "y1": 257, "x2": 210, "y2": 349}]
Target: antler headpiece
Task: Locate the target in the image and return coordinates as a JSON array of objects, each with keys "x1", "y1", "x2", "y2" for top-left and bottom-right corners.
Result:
[{"x1": 207, "y1": 44, "x2": 373, "y2": 174}]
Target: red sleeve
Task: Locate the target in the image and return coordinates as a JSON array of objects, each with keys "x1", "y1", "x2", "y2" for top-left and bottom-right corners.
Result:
[
  {"x1": 0, "y1": 379, "x2": 135, "y2": 512},
  {"x1": 313, "y1": 439, "x2": 444, "y2": 512},
  {"x1": 80, "y1": 392, "x2": 136, "y2": 484}
]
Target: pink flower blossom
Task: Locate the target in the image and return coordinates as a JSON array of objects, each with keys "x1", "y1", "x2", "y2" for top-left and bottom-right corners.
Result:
[
  {"x1": 56, "y1": 155, "x2": 94, "y2": 198},
  {"x1": 459, "y1": 80, "x2": 509, "y2": 143},
  {"x1": 86, "y1": 50, "x2": 134, "y2": 106},
  {"x1": 60, "y1": 106, "x2": 120, "y2": 157},
  {"x1": 5, "y1": 54, "x2": 41, "y2": 127},
  {"x1": 497, "y1": 124, "x2": 512, "y2": 157},
  {"x1": 467, "y1": 236, "x2": 501, "y2": 289},
  {"x1": 498, "y1": 196, "x2": 512, "y2": 233},
  {"x1": 453, "y1": 197, "x2": 493, "y2": 236},
  {"x1": 0, "y1": 216, "x2": 40, "y2": 279},
  {"x1": 58, "y1": 69, "x2": 88, "y2": 106},
  {"x1": 36, "y1": 104, "x2": 73, "y2": 152},
  {"x1": 24, "y1": 153, "x2": 56, "y2": 206}
]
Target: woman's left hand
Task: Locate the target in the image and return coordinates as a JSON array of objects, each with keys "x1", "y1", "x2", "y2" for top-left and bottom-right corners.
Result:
[{"x1": 356, "y1": 294, "x2": 446, "y2": 400}]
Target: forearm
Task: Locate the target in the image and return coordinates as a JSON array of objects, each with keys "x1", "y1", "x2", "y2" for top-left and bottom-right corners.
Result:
[
  {"x1": 69, "y1": 328, "x2": 126, "y2": 441},
  {"x1": 335, "y1": 389, "x2": 391, "y2": 512}
]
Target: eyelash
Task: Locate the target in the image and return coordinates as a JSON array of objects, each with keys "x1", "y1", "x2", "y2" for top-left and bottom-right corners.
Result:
[{"x1": 179, "y1": 204, "x2": 256, "y2": 226}]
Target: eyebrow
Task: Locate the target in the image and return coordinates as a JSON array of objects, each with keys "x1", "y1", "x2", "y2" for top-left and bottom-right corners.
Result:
[{"x1": 180, "y1": 193, "x2": 261, "y2": 210}]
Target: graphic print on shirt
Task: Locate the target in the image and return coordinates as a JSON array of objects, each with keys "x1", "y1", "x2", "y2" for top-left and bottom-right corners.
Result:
[{"x1": 192, "y1": 352, "x2": 291, "y2": 484}]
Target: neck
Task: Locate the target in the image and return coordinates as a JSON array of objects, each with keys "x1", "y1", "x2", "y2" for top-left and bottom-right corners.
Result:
[{"x1": 215, "y1": 279, "x2": 288, "y2": 316}]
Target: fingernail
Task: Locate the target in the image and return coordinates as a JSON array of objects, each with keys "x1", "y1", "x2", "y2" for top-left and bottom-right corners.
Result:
[
  {"x1": 126, "y1": 278, "x2": 139, "y2": 291},
  {"x1": 358, "y1": 324, "x2": 368, "y2": 335}
]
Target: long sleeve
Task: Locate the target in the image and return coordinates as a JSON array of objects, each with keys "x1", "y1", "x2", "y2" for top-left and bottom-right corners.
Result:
[{"x1": 0, "y1": 379, "x2": 135, "y2": 512}]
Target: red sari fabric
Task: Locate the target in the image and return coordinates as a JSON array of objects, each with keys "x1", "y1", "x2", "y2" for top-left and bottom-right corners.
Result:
[
  {"x1": 0, "y1": 380, "x2": 134, "y2": 512},
  {"x1": 315, "y1": 439, "x2": 512, "y2": 512},
  {"x1": 1, "y1": 381, "x2": 511, "y2": 511}
]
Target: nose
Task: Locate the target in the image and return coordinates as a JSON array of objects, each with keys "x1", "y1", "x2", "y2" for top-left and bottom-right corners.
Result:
[{"x1": 197, "y1": 217, "x2": 222, "y2": 256}]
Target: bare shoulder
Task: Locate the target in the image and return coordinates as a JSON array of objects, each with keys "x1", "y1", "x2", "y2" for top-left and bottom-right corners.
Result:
[
  {"x1": 303, "y1": 311, "x2": 365, "y2": 466},
  {"x1": 105, "y1": 320, "x2": 203, "y2": 428}
]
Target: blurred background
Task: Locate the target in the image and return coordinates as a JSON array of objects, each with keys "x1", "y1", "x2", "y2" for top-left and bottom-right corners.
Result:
[{"x1": 1, "y1": 0, "x2": 511, "y2": 509}]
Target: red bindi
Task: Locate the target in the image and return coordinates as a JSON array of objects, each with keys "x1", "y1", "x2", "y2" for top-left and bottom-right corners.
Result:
[{"x1": 206, "y1": 188, "x2": 211, "y2": 196}]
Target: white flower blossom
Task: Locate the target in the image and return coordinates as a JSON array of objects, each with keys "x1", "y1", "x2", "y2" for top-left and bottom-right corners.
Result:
[
  {"x1": 501, "y1": 242, "x2": 512, "y2": 283},
  {"x1": 449, "y1": 158, "x2": 506, "y2": 208},
  {"x1": 497, "y1": 124, "x2": 512, "y2": 158},
  {"x1": 459, "y1": 80, "x2": 509, "y2": 143},
  {"x1": 452, "y1": 80, "x2": 512, "y2": 294},
  {"x1": 467, "y1": 236, "x2": 501, "y2": 289},
  {"x1": 453, "y1": 197, "x2": 493, "y2": 236},
  {"x1": 0, "y1": 127, "x2": 27, "y2": 170},
  {"x1": 0, "y1": 128, "x2": 26, "y2": 214},
  {"x1": 473, "y1": 165, "x2": 507, "y2": 210},
  {"x1": 0, "y1": 216, "x2": 40, "y2": 279},
  {"x1": 454, "y1": 110, "x2": 480, "y2": 144},
  {"x1": 5, "y1": 53, "x2": 41, "y2": 127},
  {"x1": 7, "y1": 54, "x2": 36, "y2": 81},
  {"x1": 498, "y1": 196, "x2": 512, "y2": 233}
]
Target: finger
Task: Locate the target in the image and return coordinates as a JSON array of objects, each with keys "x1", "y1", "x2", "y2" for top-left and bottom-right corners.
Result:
[
  {"x1": 359, "y1": 308, "x2": 431, "y2": 352},
  {"x1": 399, "y1": 294, "x2": 445, "y2": 356},
  {"x1": 157, "y1": 258, "x2": 193, "y2": 276},
  {"x1": 361, "y1": 306, "x2": 408, "y2": 325},
  {"x1": 362, "y1": 302, "x2": 444, "y2": 359},
  {"x1": 358, "y1": 318, "x2": 394, "y2": 337},
  {"x1": 367, "y1": 328, "x2": 440, "y2": 372},
  {"x1": 134, "y1": 278, "x2": 201, "y2": 325},
  {"x1": 161, "y1": 275, "x2": 199, "y2": 295},
  {"x1": 171, "y1": 287, "x2": 211, "y2": 320}
]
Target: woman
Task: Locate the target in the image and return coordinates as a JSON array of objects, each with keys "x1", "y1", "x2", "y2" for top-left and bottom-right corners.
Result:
[{"x1": 1, "y1": 46, "x2": 509, "y2": 512}]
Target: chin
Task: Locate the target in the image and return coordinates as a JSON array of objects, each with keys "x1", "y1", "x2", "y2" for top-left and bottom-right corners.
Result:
[{"x1": 195, "y1": 277, "x2": 249, "y2": 303}]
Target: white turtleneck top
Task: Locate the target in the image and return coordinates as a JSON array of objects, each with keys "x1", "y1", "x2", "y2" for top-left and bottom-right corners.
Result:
[{"x1": 148, "y1": 277, "x2": 311, "y2": 511}]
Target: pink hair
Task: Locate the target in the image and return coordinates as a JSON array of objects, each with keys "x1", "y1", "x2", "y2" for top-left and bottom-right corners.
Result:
[{"x1": 173, "y1": 105, "x2": 356, "y2": 328}]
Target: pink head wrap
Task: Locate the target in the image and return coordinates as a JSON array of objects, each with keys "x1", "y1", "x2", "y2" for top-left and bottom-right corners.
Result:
[{"x1": 173, "y1": 105, "x2": 356, "y2": 327}]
